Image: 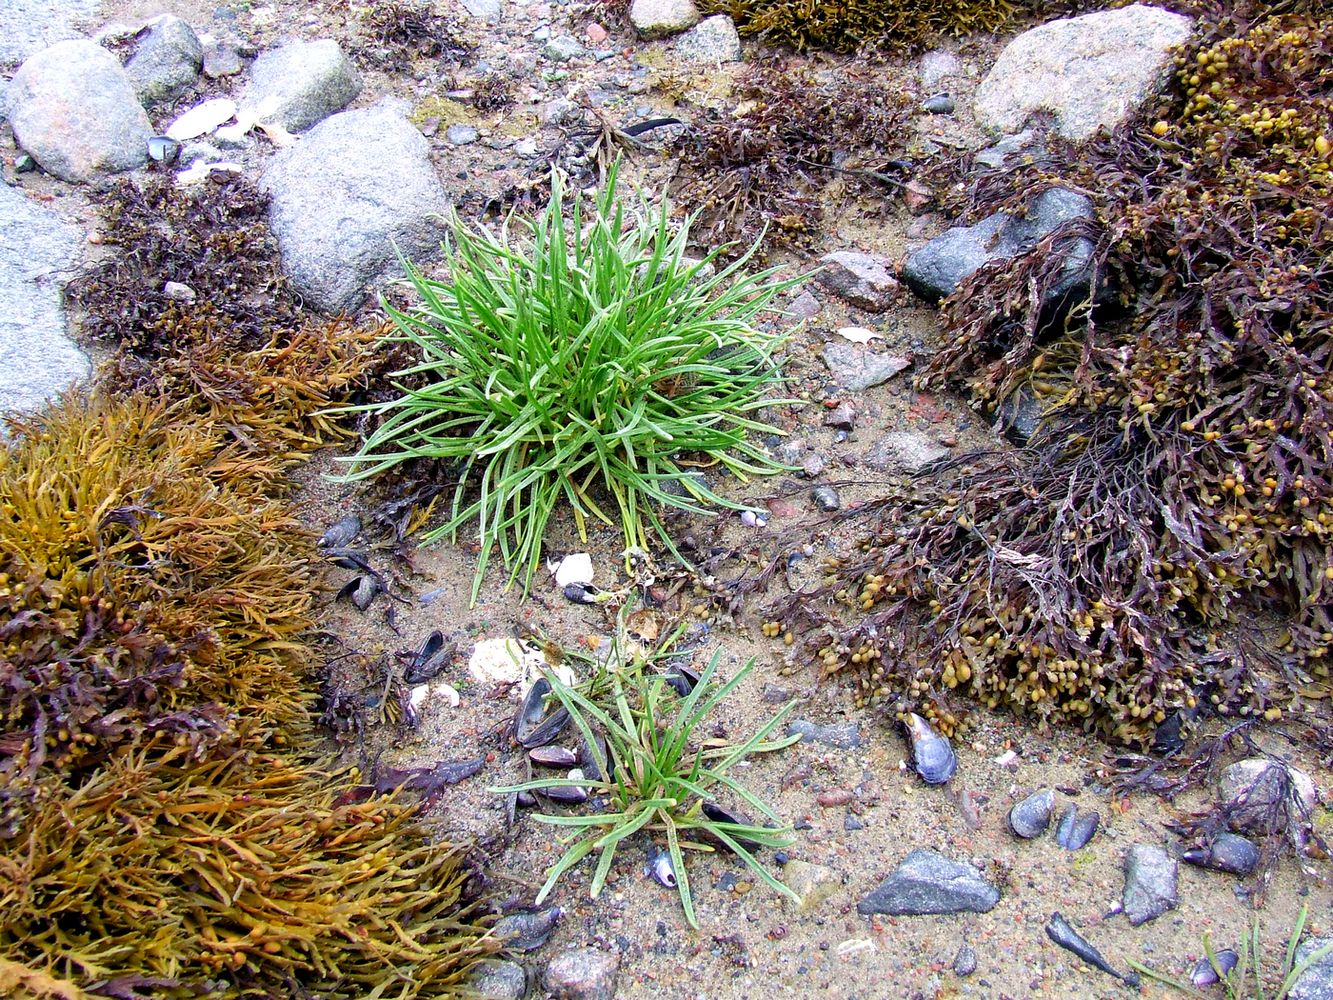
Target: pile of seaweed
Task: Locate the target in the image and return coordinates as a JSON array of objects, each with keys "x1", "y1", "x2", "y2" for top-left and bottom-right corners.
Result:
[
  {"x1": 1, "y1": 178, "x2": 495, "y2": 998},
  {"x1": 670, "y1": 63, "x2": 914, "y2": 253},
  {"x1": 767, "y1": 4, "x2": 1333, "y2": 745}
]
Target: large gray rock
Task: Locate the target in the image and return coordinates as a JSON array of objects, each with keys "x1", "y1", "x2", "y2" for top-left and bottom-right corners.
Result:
[
  {"x1": 124, "y1": 15, "x2": 202, "y2": 105},
  {"x1": 1122, "y1": 844, "x2": 1177, "y2": 926},
  {"x1": 1218, "y1": 758, "x2": 1317, "y2": 843},
  {"x1": 816, "y1": 250, "x2": 899, "y2": 312},
  {"x1": 467, "y1": 959, "x2": 526, "y2": 1000},
  {"x1": 1290, "y1": 938, "x2": 1333, "y2": 1000},
  {"x1": 975, "y1": 4, "x2": 1193, "y2": 143},
  {"x1": 675, "y1": 15, "x2": 741, "y2": 64},
  {"x1": 544, "y1": 948, "x2": 619, "y2": 1000},
  {"x1": 0, "y1": 183, "x2": 88, "y2": 424},
  {"x1": 260, "y1": 100, "x2": 450, "y2": 313},
  {"x1": 630, "y1": 0, "x2": 700, "y2": 39},
  {"x1": 857, "y1": 849, "x2": 1000, "y2": 916},
  {"x1": 240, "y1": 38, "x2": 360, "y2": 132},
  {"x1": 902, "y1": 188, "x2": 1096, "y2": 307},
  {"x1": 865, "y1": 431, "x2": 948, "y2": 474},
  {"x1": 0, "y1": 0, "x2": 97, "y2": 67},
  {"x1": 7, "y1": 39, "x2": 152, "y2": 183},
  {"x1": 822, "y1": 341, "x2": 910, "y2": 392}
]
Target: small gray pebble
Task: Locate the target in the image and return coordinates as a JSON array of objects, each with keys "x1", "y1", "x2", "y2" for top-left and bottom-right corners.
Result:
[
  {"x1": 954, "y1": 943, "x2": 978, "y2": 977},
  {"x1": 812, "y1": 485, "x2": 841, "y2": 512},
  {"x1": 923, "y1": 93, "x2": 955, "y2": 114},
  {"x1": 447, "y1": 124, "x2": 479, "y2": 145}
]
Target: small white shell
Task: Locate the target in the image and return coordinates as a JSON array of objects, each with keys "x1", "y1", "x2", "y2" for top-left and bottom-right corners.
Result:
[
  {"x1": 739, "y1": 510, "x2": 767, "y2": 528},
  {"x1": 547, "y1": 552, "x2": 594, "y2": 588},
  {"x1": 165, "y1": 98, "x2": 237, "y2": 141}
]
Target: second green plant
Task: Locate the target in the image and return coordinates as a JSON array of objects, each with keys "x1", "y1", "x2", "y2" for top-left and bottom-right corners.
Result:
[
  {"x1": 335, "y1": 163, "x2": 800, "y2": 601},
  {"x1": 494, "y1": 649, "x2": 799, "y2": 928}
]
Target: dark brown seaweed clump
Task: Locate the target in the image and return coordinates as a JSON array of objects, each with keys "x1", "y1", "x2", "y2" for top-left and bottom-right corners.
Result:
[
  {"x1": 0, "y1": 396, "x2": 496, "y2": 997},
  {"x1": 70, "y1": 174, "x2": 379, "y2": 464},
  {"x1": 767, "y1": 9, "x2": 1333, "y2": 743},
  {"x1": 671, "y1": 63, "x2": 914, "y2": 253},
  {"x1": 70, "y1": 174, "x2": 301, "y2": 358}
]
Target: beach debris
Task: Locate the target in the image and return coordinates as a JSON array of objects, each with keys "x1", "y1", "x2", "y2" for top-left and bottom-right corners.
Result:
[
  {"x1": 165, "y1": 96, "x2": 237, "y2": 140},
  {"x1": 549, "y1": 552, "x2": 594, "y2": 588},
  {"x1": 1044, "y1": 912, "x2": 1138, "y2": 986},
  {"x1": 1181, "y1": 832, "x2": 1260, "y2": 876},
  {"x1": 904, "y1": 712, "x2": 956, "y2": 784},
  {"x1": 1055, "y1": 804, "x2": 1099, "y2": 850},
  {"x1": 1190, "y1": 949, "x2": 1239, "y2": 986},
  {"x1": 513, "y1": 677, "x2": 571, "y2": 748},
  {"x1": 646, "y1": 845, "x2": 677, "y2": 888},
  {"x1": 1008, "y1": 789, "x2": 1055, "y2": 839}
]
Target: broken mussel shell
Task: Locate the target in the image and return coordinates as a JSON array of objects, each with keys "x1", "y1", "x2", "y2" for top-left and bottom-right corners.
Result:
[
  {"x1": 528, "y1": 745, "x2": 578, "y2": 768},
  {"x1": 513, "y1": 677, "x2": 571, "y2": 748},
  {"x1": 701, "y1": 801, "x2": 764, "y2": 851},
  {"x1": 336, "y1": 573, "x2": 382, "y2": 611},
  {"x1": 905, "y1": 712, "x2": 956, "y2": 784},
  {"x1": 539, "y1": 768, "x2": 589, "y2": 805},
  {"x1": 403, "y1": 629, "x2": 452, "y2": 684},
  {"x1": 1008, "y1": 788, "x2": 1055, "y2": 839},
  {"x1": 563, "y1": 581, "x2": 605, "y2": 605},
  {"x1": 318, "y1": 514, "x2": 362, "y2": 548},
  {"x1": 1181, "y1": 832, "x2": 1260, "y2": 876},
  {"x1": 1054, "y1": 804, "x2": 1100, "y2": 850},
  {"x1": 146, "y1": 135, "x2": 181, "y2": 164},
  {"x1": 1190, "y1": 949, "x2": 1239, "y2": 986},
  {"x1": 663, "y1": 663, "x2": 702, "y2": 697},
  {"x1": 1045, "y1": 912, "x2": 1138, "y2": 986},
  {"x1": 493, "y1": 906, "x2": 562, "y2": 952},
  {"x1": 646, "y1": 845, "x2": 678, "y2": 888}
]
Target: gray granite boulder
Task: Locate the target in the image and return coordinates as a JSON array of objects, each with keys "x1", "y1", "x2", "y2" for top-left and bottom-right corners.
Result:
[
  {"x1": 1219, "y1": 758, "x2": 1317, "y2": 843},
  {"x1": 865, "y1": 431, "x2": 949, "y2": 474},
  {"x1": 858, "y1": 849, "x2": 999, "y2": 916},
  {"x1": 817, "y1": 250, "x2": 899, "y2": 311},
  {"x1": 0, "y1": 0, "x2": 97, "y2": 67},
  {"x1": 544, "y1": 948, "x2": 619, "y2": 1000},
  {"x1": 0, "y1": 183, "x2": 88, "y2": 424},
  {"x1": 1290, "y1": 938, "x2": 1333, "y2": 1000},
  {"x1": 675, "y1": 15, "x2": 741, "y2": 63},
  {"x1": 7, "y1": 39, "x2": 152, "y2": 183},
  {"x1": 903, "y1": 188, "x2": 1096, "y2": 307},
  {"x1": 1122, "y1": 844, "x2": 1178, "y2": 926},
  {"x1": 467, "y1": 959, "x2": 526, "y2": 1000},
  {"x1": 821, "y1": 342, "x2": 910, "y2": 392},
  {"x1": 240, "y1": 38, "x2": 360, "y2": 132},
  {"x1": 630, "y1": 0, "x2": 700, "y2": 39},
  {"x1": 975, "y1": 4, "x2": 1193, "y2": 143},
  {"x1": 260, "y1": 100, "x2": 450, "y2": 313},
  {"x1": 124, "y1": 15, "x2": 202, "y2": 105}
]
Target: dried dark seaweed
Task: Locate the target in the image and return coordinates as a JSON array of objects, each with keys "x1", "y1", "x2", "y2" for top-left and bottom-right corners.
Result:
[
  {"x1": 671, "y1": 63, "x2": 914, "y2": 253},
  {"x1": 766, "y1": 8, "x2": 1333, "y2": 744}
]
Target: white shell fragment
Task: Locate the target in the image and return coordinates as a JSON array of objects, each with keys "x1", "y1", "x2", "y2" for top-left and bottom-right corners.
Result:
[
  {"x1": 468, "y1": 637, "x2": 575, "y2": 691},
  {"x1": 837, "y1": 326, "x2": 883, "y2": 344},
  {"x1": 166, "y1": 98, "x2": 238, "y2": 141},
  {"x1": 739, "y1": 510, "x2": 768, "y2": 528},
  {"x1": 410, "y1": 680, "x2": 461, "y2": 712},
  {"x1": 175, "y1": 161, "x2": 242, "y2": 186},
  {"x1": 547, "y1": 552, "x2": 594, "y2": 588}
]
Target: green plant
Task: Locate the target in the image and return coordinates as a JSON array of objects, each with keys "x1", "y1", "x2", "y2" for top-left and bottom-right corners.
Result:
[
  {"x1": 332, "y1": 162, "x2": 802, "y2": 602},
  {"x1": 1128, "y1": 903, "x2": 1333, "y2": 1000},
  {"x1": 493, "y1": 645, "x2": 799, "y2": 928}
]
